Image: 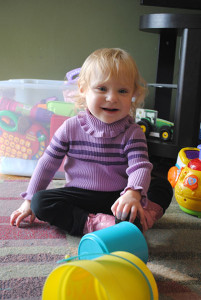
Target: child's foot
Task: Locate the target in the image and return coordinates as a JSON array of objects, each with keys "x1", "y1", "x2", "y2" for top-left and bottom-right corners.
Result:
[
  {"x1": 83, "y1": 213, "x2": 115, "y2": 234},
  {"x1": 143, "y1": 200, "x2": 163, "y2": 231}
]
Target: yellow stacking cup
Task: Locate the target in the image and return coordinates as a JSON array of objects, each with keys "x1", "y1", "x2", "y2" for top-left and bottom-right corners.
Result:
[{"x1": 42, "y1": 251, "x2": 158, "y2": 300}]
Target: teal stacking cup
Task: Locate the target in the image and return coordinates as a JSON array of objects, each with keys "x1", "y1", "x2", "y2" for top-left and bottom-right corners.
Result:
[{"x1": 78, "y1": 221, "x2": 148, "y2": 264}]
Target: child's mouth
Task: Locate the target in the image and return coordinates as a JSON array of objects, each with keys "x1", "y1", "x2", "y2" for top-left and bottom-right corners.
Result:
[{"x1": 102, "y1": 108, "x2": 119, "y2": 112}]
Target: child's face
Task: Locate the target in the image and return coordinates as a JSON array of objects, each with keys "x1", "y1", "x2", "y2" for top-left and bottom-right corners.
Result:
[{"x1": 80, "y1": 71, "x2": 134, "y2": 124}]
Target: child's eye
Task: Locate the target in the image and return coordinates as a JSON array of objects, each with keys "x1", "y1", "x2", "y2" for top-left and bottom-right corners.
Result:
[
  {"x1": 98, "y1": 86, "x2": 107, "y2": 92},
  {"x1": 119, "y1": 89, "x2": 128, "y2": 94}
]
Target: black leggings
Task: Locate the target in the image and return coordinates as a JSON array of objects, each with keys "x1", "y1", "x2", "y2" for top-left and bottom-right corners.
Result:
[{"x1": 31, "y1": 177, "x2": 173, "y2": 236}]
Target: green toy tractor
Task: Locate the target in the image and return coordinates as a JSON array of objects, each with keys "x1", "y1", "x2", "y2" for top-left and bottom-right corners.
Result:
[{"x1": 136, "y1": 108, "x2": 174, "y2": 142}]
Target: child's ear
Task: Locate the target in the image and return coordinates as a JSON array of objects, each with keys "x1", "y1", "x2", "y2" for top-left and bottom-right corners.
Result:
[
  {"x1": 133, "y1": 90, "x2": 141, "y2": 99},
  {"x1": 132, "y1": 92, "x2": 137, "y2": 101},
  {"x1": 132, "y1": 89, "x2": 137, "y2": 97},
  {"x1": 78, "y1": 84, "x2": 86, "y2": 97}
]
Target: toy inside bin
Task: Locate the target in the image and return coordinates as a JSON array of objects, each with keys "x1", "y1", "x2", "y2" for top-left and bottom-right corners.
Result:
[{"x1": 0, "y1": 78, "x2": 80, "y2": 177}]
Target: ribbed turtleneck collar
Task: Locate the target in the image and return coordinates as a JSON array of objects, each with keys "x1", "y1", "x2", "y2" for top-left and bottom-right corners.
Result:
[{"x1": 77, "y1": 109, "x2": 134, "y2": 138}]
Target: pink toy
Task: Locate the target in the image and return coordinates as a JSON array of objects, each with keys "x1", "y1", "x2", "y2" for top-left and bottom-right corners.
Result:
[{"x1": 0, "y1": 97, "x2": 53, "y2": 123}]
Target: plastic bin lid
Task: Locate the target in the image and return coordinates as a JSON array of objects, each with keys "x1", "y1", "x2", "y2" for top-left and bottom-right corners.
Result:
[{"x1": 0, "y1": 79, "x2": 65, "y2": 89}]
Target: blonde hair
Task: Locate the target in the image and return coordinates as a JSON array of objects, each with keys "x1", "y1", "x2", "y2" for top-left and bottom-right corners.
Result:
[{"x1": 76, "y1": 48, "x2": 147, "y2": 115}]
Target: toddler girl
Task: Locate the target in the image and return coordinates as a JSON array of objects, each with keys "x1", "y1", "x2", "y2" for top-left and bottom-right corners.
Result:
[{"x1": 10, "y1": 48, "x2": 173, "y2": 235}]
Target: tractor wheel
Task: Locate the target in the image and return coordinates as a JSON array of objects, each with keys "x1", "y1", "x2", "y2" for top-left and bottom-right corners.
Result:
[
  {"x1": 137, "y1": 120, "x2": 151, "y2": 137},
  {"x1": 160, "y1": 126, "x2": 172, "y2": 141}
]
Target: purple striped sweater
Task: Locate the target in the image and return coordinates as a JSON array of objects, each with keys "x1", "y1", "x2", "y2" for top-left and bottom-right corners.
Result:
[{"x1": 21, "y1": 110, "x2": 153, "y2": 207}]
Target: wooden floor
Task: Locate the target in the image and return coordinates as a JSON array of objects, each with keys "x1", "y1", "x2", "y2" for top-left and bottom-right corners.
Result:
[{"x1": 0, "y1": 174, "x2": 29, "y2": 180}]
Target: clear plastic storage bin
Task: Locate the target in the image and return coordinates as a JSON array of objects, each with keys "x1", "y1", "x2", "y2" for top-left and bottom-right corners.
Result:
[{"x1": 0, "y1": 79, "x2": 79, "y2": 177}]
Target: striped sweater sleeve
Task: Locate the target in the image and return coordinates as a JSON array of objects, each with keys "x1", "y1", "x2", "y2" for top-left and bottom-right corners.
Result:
[
  {"x1": 121, "y1": 125, "x2": 153, "y2": 206},
  {"x1": 21, "y1": 119, "x2": 69, "y2": 200}
]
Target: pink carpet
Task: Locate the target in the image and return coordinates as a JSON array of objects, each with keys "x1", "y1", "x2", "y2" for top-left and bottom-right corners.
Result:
[
  {"x1": 0, "y1": 178, "x2": 200, "y2": 299},
  {"x1": 0, "y1": 179, "x2": 80, "y2": 300}
]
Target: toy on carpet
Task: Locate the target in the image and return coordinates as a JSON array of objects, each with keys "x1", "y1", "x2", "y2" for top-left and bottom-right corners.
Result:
[
  {"x1": 42, "y1": 222, "x2": 158, "y2": 300},
  {"x1": 168, "y1": 145, "x2": 201, "y2": 217},
  {"x1": 77, "y1": 221, "x2": 148, "y2": 263}
]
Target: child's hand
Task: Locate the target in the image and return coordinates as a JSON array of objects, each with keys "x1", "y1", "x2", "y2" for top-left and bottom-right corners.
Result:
[
  {"x1": 10, "y1": 199, "x2": 35, "y2": 227},
  {"x1": 111, "y1": 189, "x2": 146, "y2": 229}
]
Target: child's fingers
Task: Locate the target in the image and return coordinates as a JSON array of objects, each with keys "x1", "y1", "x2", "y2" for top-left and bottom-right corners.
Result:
[
  {"x1": 111, "y1": 200, "x2": 119, "y2": 215},
  {"x1": 114, "y1": 201, "x2": 133, "y2": 220},
  {"x1": 121, "y1": 204, "x2": 132, "y2": 220},
  {"x1": 116, "y1": 203, "x2": 129, "y2": 220},
  {"x1": 30, "y1": 213, "x2": 35, "y2": 223},
  {"x1": 15, "y1": 211, "x2": 30, "y2": 227},
  {"x1": 10, "y1": 210, "x2": 35, "y2": 227},
  {"x1": 10, "y1": 211, "x2": 21, "y2": 226},
  {"x1": 128, "y1": 205, "x2": 137, "y2": 223}
]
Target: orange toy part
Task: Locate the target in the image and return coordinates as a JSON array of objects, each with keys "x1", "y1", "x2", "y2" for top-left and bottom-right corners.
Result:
[
  {"x1": 183, "y1": 174, "x2": 198, "y2": 191},
  {"x1": 168, "y1": 166, "x2": 180, "y2": 188}
]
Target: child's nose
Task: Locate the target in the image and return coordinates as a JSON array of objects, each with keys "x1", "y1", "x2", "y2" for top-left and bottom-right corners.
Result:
[{"x1": 106, "y1": 91, "x2": 117, "y2": 102}]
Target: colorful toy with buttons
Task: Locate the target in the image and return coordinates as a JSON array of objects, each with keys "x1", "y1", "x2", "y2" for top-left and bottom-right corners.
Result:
[
  {"x1": 168, "y1": 145, "x2": 201, "y2": 217},
  {"x1": 0, "y1": 110, "x2": 48, "y2": 160}
]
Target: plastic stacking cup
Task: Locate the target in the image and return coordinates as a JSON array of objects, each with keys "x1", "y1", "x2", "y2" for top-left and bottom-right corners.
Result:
[
  {"x1": 78, "y1": 221, "x2": 148, "y2": 263},
  {"x1": 42, "y1": 251, "x2": 158, "y2": 300}
]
